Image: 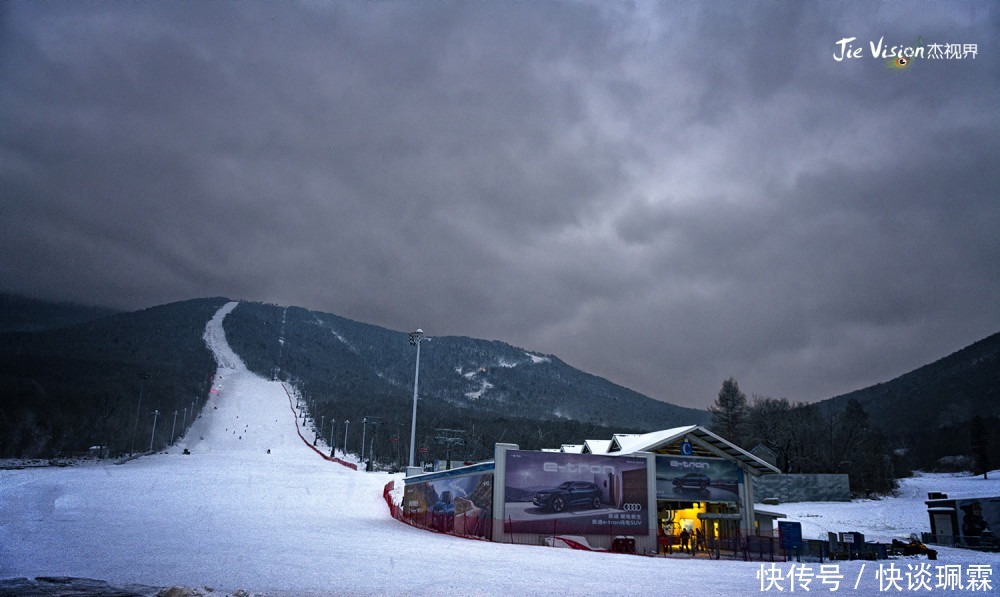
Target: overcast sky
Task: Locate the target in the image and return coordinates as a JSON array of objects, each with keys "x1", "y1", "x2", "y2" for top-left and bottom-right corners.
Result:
[{"x1": 2, "y1": 1, "x2": 997, "y2": 410}]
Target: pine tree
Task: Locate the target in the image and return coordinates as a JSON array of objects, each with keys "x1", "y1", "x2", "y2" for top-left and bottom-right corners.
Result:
[{"x1": 709, "y1": 377, "x2": 749, "y2": 446}]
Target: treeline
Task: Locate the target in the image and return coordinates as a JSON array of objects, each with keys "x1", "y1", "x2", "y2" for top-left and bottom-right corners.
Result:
[
  {"x1": 294, "y1": 382, "x2": 644, "y2": 469},
  {"x1": 710, "y1": 378, "x2": 897, "y2": 496},
  {"x1": 0, "y1": 298, "x2": 227, "y2": 458}
]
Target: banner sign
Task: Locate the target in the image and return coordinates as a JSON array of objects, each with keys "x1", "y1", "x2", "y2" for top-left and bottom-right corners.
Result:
[
  {"x1": 956, "y1": 497, "x2": 1000, "y2": 548},
  {"x1": 655, "y1": 454, "x2": 741, "y2": 502},
  {"x1": 779, "y1": 521, "x2": 803, "y2": 552},
  {"x1": 404, "y1": 471, "x2": 493, "y2": 539},
  {"x1": 503, "y1": 450, "x2": 649, "y2": 535}
]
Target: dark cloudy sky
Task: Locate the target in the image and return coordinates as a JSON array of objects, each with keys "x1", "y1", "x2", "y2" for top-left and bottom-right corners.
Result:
[{"x1": 2, "y1": 1, "x2": 997, "y2": 409}]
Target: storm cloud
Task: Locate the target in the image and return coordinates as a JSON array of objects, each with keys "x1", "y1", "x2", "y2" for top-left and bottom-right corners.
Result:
[{"x1": 2, "y1": 1, "x2": 997, "y2": 408}]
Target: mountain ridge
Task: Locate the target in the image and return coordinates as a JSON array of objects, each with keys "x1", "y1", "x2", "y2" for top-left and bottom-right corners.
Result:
[{"x1": 2, "y1": 294, "x2": 996, "y2": 469}]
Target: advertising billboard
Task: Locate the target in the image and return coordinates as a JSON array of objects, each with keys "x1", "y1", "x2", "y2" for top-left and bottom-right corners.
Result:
[
  {"x1": 655, "y1": 454, "x2": 741, "y2": 502},
  {"x1": 404, "y1": 470, "x2": 493, "y2": 539},
  {"x1": 956, "y1": 497, "x2": 1000, "y2": 548},
  {"x1": 503, "y1": 450, "x2": 649, "y2": 535}
]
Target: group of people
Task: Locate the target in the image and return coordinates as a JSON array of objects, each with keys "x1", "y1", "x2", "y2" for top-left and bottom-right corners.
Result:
[
  {"x1": 659, "y1": 523, "x2": 706, "y2": 555},
  {"x1": 678, "y1": 527, "x2": 706, "y2": 553}
]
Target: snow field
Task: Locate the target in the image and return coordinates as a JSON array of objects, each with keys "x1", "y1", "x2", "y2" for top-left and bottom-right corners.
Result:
[{"x1": 1, "y1": 302, "x2": 997, "y2": 596}]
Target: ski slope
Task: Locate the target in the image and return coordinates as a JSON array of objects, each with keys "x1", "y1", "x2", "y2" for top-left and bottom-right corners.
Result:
[{"x1": 1, "y1": 302, "x2": 997, "y2": 596}]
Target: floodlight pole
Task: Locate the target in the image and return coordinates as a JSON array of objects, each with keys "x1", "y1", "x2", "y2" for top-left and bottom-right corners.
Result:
[
  {"x1": 330, "y1": 419, "x2": 336, "y2": 457},
  {"x1": 149, "y1": 409, "x2": 160, "y2": 452},
  {"x1": 408, "y1": 329, "x2": 427, "y2": 468},
  {"x1": 343, "y1": 420, "x2": 350, "y2": 454},
  {"x1": 170, "y1": 410, "x2": 178, "y2": 444},
  {"x1": 361, "y1": 417, "x2": 368, "y2": 461},
  {"x1": 129, "y1": 373, "x2": 150, "y2": 455}
]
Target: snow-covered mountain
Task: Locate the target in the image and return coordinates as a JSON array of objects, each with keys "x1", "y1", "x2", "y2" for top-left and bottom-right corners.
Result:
[
  {"x1": 220, "y1": 301, "x2": 710, "y2": 462},
  {"x1": 3, "y1": 301, "x2": 996, "y2": 596},
  {"x1": 0, "y1": 297, "x2": 707, "y2": 461}
]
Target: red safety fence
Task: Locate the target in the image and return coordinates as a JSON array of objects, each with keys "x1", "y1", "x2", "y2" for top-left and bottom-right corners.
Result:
[{"x1": 282, "y1": 384, "x2": 356, "y2": 470}]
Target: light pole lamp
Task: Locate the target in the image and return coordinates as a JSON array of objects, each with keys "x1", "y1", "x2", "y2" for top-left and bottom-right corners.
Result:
[
  {"x1": 149, "y1": 409, "x2": 160, "y2": 452},
  {"x1": 361, "y1": 417, "x2": 368, "y2": 461},
  {"x1": 130, "y1": 372, "x2": 150, "y2": 455},
  {"x1": 408, "y1": 329, "x2": 428, "y2": 469}
]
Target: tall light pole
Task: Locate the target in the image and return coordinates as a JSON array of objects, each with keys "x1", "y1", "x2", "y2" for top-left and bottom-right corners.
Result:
[
  {"x1": 170, "y1": 410, "x2": 178, "y2": 444},
  {"x1": 130, "y1": 373, "x2": 150, "y2": 455},
  {"x1": 330, "y1": 419, "x2": 336, "y2": 457},
  {"x1": 361, "y1": 417, "x2": 368, "y2": 462},
  {"x1": 408, "y1": 329, "x2": 428, "y2": 469},
  {"x1": 343, "y1": 419, "x2": 350, "y2": 454},
  {"x1": 149, "y1": 410, "x2": 160, "y2": 452}
]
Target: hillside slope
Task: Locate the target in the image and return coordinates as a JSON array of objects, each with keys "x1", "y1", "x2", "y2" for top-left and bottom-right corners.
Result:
[
  {"x1": 0, "y1": 297, "x2": 228, "y2": 457},
  {"x1": 818, "y1": 331, "x2": 1000, "y2": 470},
  {"x1": 222, "y1": 302, "x2": 710, "y2": 461}
]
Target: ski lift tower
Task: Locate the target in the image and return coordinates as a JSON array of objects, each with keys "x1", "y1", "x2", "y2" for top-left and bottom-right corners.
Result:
[{"x1": 434, "y1": 428, "x2": 466, "y2": 471}]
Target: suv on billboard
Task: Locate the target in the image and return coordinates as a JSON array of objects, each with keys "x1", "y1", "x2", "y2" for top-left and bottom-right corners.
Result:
[
  {"x1": 532, "y1": 481, "x2": 603, "y2": 512},
  {"x1": 430, "y1": 491, "x2": 455, "y2": 532},
  {"x1": 672, "y1": 472, "x2": 711, "y2": 490}
]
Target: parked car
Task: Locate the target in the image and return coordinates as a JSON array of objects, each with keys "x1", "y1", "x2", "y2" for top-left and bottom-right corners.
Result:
[
  {"x1": 672, "y1": 472, "x2": 711, "y2": 490},
  {"x1": 532, "y1": 481, "x2": 603, "y2": 512}
]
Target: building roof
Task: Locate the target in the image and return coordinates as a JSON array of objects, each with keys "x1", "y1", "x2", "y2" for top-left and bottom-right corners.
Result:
[
  {"x1": 608, "y1": 425, "x2": 781, "y2": 476},
  {"x1": 582, "y1": 439, "x2": 613, "y2": 454}
]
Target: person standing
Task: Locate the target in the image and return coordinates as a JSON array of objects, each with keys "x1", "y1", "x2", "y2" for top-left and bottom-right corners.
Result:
[{"x1": 680, "y1": 528, "x2": 691, "y2": 554}]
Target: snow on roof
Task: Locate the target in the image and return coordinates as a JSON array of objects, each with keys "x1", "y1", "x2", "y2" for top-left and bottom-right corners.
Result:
[
  {"x1": 539, "y1": 427, "x2": 781, "y2": 474},
  {"x1": 609, "y1": 426, "x2": 697, "y2": 454},
  {"x1": 582, "y1": 439, "x2": 612, "y2": 454},
  {"x1": 603, "y1": 425, "x2": 780, "y2": 476}
]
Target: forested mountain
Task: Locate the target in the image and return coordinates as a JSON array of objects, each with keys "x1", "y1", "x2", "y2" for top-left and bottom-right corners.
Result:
[
  {"x1": 3, "y1": 294, "x2": 995, "y2": 477},
  {"x1": 817, "y1": 331, "x2": 1000, "y2": 473},
  {"x1": 717, "y1": 332, "x2": 999, "y2": 494},
  {"x1": 222, "y1": 302, "x2": 710, "y2": 465},
  {"x1": 0, "y1": 298, "x2": 227, "y2": 458},
  {"x1": 0, "y1": 297, "x2": 708, "y2": 461}
]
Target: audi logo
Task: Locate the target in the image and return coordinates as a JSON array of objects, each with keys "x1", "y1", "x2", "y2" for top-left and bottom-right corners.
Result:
[{"x1": 622, "y1": 503, "x2": 643, "y2": 512}]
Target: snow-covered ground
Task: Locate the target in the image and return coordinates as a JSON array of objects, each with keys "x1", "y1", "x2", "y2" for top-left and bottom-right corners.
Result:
[
  {"x1": 1, "y1": 302, "x2": 997, "y2": 596},
  {"x1": 773, "y1": 472, "x2": 1000, "y2": 545}
]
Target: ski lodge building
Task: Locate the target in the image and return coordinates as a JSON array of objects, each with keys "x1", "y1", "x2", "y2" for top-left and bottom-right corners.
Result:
[{"x1": 401, "y1": 425, "x2": 782, "y2": 554}]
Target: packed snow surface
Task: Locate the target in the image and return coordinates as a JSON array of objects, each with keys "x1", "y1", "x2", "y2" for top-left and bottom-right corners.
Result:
[{"x1": 1, "y1": 302, "x2": 997, "y2": 596}]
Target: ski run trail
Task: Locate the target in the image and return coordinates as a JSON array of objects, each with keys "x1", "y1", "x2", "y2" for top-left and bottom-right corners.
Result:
[{"x1": 2, "y1": 302, "x2": 998, "y2": 596}]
